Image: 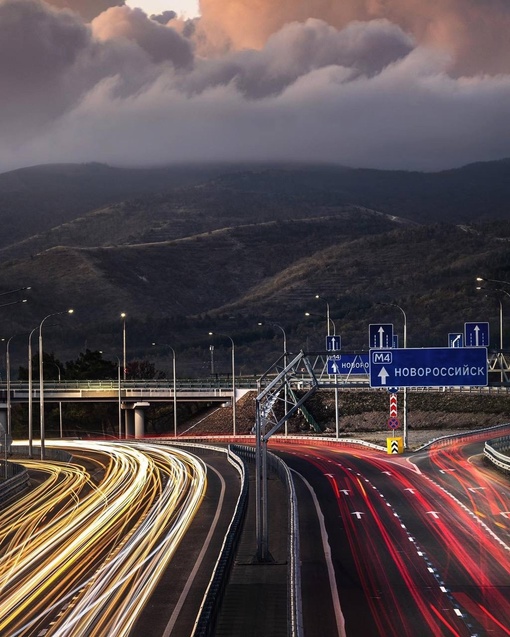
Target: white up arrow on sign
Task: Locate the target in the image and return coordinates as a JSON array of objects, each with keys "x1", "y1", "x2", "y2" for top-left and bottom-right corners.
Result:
[{"x1": 378, "y1": 367, "x2": 389, "y2": 385}]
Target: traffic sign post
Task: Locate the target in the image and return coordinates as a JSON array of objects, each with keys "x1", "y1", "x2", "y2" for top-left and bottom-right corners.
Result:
[
  {"x1": 389, "y1": 393, "x2": 397, "y2": 418},
  {"x1": 387, "y1": 437, "x2": 403, "y2": 454},
  {"x1": 326, "y1": 335, "x2": 341, "y2": 352},
  {"x1": 464, "y1": 322, "x2": 490, "y2": 347},
  {"x1": 387, "y1": 417, "x2": 399, "y2": 430},
  {"x1": 448, "y1": 333, "x2": 464, "y2": 348},
  {"x1": 369, "y1": 324, "x2": 394, "y2": 349},
  {"x1": 369, "y1": 347, "x2": 488, "y2": 388}
]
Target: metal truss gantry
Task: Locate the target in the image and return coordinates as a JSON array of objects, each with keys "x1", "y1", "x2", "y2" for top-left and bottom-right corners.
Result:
[{"x1": 255, "y1": 350, "x2": 319, "y2": 562}]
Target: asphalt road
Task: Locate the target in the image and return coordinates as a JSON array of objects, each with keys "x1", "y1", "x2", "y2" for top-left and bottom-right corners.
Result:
[{"x1": 274, "y1": 438, "x2": 510, "y2": 637}]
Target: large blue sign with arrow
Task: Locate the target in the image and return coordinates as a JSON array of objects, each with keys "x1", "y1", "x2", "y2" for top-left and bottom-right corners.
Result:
[{"x1": 369, "y1": 347, "x2": 488, "y2": 388}]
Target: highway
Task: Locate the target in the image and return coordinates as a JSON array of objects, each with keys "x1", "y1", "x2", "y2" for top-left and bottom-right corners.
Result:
[
  {"x1": 273, "y1": 435, "x2": 510, "y2": 637},
  {"x1": 2, "y1": 434, "x2": 509, "y2": 636},
  {"x1": 0, "y1": 441, "x2": 239, "y2": 637}
]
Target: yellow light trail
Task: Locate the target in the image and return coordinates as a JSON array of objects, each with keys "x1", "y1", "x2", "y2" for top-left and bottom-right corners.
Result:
[{"x1": 0, "y1": 441, "x2": 207, "y2": 636}]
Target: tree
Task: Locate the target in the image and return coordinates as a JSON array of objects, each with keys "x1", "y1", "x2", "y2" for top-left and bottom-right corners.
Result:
[
  {"x1": 65, "y1": 349, "x2": 117, "y2": 380},
  {"x1": 126, "y1": 360, "x2": 166, "y2": 380}
]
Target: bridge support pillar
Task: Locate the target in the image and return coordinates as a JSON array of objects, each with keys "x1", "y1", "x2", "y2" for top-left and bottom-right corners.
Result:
[
  {"x1": 124, "y1": 409, "x2": 135, "y2": 438},
  {"x1": 123, "y1": 402, "x2": 150, "y2": 439}
]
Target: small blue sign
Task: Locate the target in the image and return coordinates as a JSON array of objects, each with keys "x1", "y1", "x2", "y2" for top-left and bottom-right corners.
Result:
[
  {"x1": 464, "y1": 322, "x2": 490, "y2": 347},
  {"x1": 369, "y1": 323, "x2": 394, "y2": 349},
  {"x1": 327, "y1": 354, "x2": 369, "y2": 375},
  {"x1": 326, "y1": 335, "x2": 341, "y2": 352},
  {"x1": 369, "y1": 347, "x2": 488, "y2": 388},
  {"x1": 448, "y1": 333, "x2": 464, "y2": 348}
]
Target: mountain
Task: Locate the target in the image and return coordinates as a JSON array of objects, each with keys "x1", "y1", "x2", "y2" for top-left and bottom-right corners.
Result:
[{"x1": 0, "y1": 160, "x2": 509, "y2": 376}]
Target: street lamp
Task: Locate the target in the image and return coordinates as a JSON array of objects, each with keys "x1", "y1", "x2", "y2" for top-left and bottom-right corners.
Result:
[
  {"x1": 209, "y1": 332, "x2": 236, "y2": 436},
  {"x1": 0, "y1": 286, "x2": 31, "y2": 297},
  {"x1": 305, "y1": 311, "x2": 336, "y2": 336},
  {"x1": 377, "y1": 302, "x2": 407, "y2": 347},
  {"x1": 477, "y1": 286, "x2": 510, "y2": 383},
  {"x1": 5, "y1": 334, "x2": 26, "y2": 437},
  {"x1": 49, "y1": 362, "x2": 63, "y2": 438},
  {"x1": 120, "y1": 313, "x2": 127, "y2": 380},
  {"x1": 476, "y1": 276, "x2": 510, "y2": 287},
  {"x1": 39, "y1": 309, "x2": 73, "y2": 459},
  {"x1": 28, "y1": 326, "x2": 38, "y2": 459},
  {"x1": 152, "y1": 343, "x2": 178, "y2": 438},
  {"x1": 112, "y1": 355, "x2": 122, "y2": 439},
  {"x1": 315, "y1": 294, "x2": 331, "y2": 336}
]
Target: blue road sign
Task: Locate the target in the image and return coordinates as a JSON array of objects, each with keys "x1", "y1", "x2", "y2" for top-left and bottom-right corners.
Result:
[
  {"x1": 326, "y1": 335, "x2": 342, "y2": 352},
  {"x1": 464, "y1": 322, "x2": 490, "y2": 347},
  {"x1": 448, "y1": 333, "x2": 464, "y2": 348},
  {"x1": 369, "y1": 323, "x2": 394, "y2": 349},
  {"x1": 369, "y1": 347, "x2": 488, "y2": 388},
  {"x1": 393, "y1": 335, "x2": 399, "y2": 348},
  {"x1": 327, "y1": 354, "x2": 369, "y2": 375}
]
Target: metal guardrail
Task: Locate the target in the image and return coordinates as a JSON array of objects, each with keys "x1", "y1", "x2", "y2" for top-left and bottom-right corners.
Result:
[
  {"x1": 414, "y1": 422, "x2": 510, "y2": 452},
  {"x1": 3, "y1": 379, "x2": 509, "y2": 393},
  {"x1": 233, "y1": 443, "x2": 303, "y2": 637},
  {"x1": 0, "y1": 462, "x2": 30, "y2": 504},
  {"x1": 484, "y1": 436, "x2": 510, "y2": 473},
  {"x1": 146, "y1": 440, "x2": 250, "y2": 637},
  {"x1": 191, "y1": 445, "x2": 249, "y2": 637}
]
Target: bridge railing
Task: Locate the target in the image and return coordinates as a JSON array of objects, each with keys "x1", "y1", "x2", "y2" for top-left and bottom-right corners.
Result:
[{"x1": 0, "y1": 379, "x2": 260, "y2": 391}]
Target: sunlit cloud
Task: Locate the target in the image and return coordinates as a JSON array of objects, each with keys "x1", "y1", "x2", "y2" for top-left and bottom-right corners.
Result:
[{"x1": 1, "y1": 0, "x2": 510, "y2": 173}]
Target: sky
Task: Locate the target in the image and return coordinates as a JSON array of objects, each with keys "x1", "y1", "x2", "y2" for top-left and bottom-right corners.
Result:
[
  {"x1": 125, "y1": 1, "x2": 199, "y2": 19},
  {"x1": 2, "y1": 0, "x2": 510, "y2": 173}
]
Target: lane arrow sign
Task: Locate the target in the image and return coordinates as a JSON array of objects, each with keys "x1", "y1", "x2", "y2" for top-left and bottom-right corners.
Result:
[
  {"x1": 378, "y1": 367, "x2": 389, "y2": 385},
  {"x1": 351, "y1": 512, "x2": 364, "y2": 519}
]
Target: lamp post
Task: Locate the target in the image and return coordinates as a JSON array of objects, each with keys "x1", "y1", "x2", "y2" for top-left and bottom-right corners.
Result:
[
  {"x1": 152, "y1": 343, "x2": 178, "y2": 438},
  {"x1": 476, "y1": 276, "x2": 510, "y2": 287},
  {"x1": 120, "y1": 313, "x2": 127, "y2": 380},
  {"x1": 6, "y1": 335, "x2": 14, "y2": 437},
  {"x1": 6, "y1": 333, "x2": 27, "y2": 437},
  {"x1": 305, "y1": 312, "x2": 336, "y2": 336},
  {"x1": 28, "y1": 326, "x2": 37, "y2": 459},
  {"x1": 49, "y1": 362, "x2": 63, "y2": 438},
  {"x1": 113, "y1": 355, "x2": 122, "y2": 439},
  {"x1": 477, "y1": 285, "x2": 510, "y2": 382},
  {"x1": 0, "y1": 286, "x2": 31, "y2": 298},
  {"x1": 209, "y1": 332, "x2": 236, "y2": 436},
  {"x1": 39, "y1": 309, "x2": 73, "y2": 459},
  {"x1": 315, "y1": 294, "x2": 331, "y2": 336}
]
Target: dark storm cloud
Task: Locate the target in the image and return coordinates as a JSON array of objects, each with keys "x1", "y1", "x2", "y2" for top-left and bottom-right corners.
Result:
[
  {"x1": 47, "y1": 0, "x2": 124, "y2": 21},
  {"x1": 150, "y1": 11, "x2": 177, "y2": 26},
  {"x1": 1, "y1": 0, "x2": 510, "y2": 172}
]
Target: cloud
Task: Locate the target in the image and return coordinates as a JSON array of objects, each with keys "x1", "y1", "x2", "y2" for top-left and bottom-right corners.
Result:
[
  {"x1": 198, "y1": 0, "x2": 510, "y2": 75},
  {"x1": 91, "y1": 6, "x2": 193, "y2": 66},
  {"x1": 47, "y1": 0, "x2": 124, "y2": 21},
  {"x1": 1, "y1": 0, "x2": 510, "y2": 173}
]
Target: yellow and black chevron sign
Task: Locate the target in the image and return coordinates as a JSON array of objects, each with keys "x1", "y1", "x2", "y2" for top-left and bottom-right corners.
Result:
[{"x1": 386, "y1": 437, "x2": 404, "y2": 454}]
